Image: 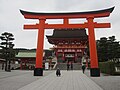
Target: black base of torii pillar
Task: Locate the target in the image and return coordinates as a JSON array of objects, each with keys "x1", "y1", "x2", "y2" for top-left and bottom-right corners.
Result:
[
  {"x1": 34, "y1": 68, "x2": 43, "y2": 76},
  {"x1": 90, "y1": 68, "x2": 100, "y2": 77}
]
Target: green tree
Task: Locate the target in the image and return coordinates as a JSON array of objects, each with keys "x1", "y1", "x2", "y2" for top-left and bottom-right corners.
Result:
[
  {"x1": 107, "y1": 36, "x2": 120, "y2": 63},
  {"x1": 97, "y1": 37, "x2": 109, "y2": 62},
  {"x1": 97, "y1": 36, "x2": 120, "y2": 63},
  {"x1": 0, "y1": 32, "x2": 15, "y2": 71}
]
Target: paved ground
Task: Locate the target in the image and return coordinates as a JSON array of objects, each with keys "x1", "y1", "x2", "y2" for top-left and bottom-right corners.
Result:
[
  {"x1": 0, "y1": 70, "x2": 120, "y2": 90},
  {"x1": 85, "y1": 70, "x2": 120, "y2": 90},
  {"x1": 0, "y1": 70, "x2": 53, "y2": 90},
  {"x1": 18, "y1": 70, "x2": 102, "y2": 90}
]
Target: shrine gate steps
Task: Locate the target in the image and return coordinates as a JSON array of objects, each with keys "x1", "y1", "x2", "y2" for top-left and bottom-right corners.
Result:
[{"x1": 55, "y1": 63, "x2": 82, "y2": 70}]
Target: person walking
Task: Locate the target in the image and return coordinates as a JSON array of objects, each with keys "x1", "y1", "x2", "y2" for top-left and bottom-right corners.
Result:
[
  {"x1": 82, "y1": 64, "x2": 86, "y2": 74},
  {"x1": 71, "y1": 62, "x2": 73, "y2": 70},
  {"x1": 56, "y1": 68, "x2": 61, "y2": 76},
  {"x1": 67, "y1": 62, "x2": 70, "y2": 71},
  {"x1": 2, "y1": 62, "x2": 4, "y2": 70}
]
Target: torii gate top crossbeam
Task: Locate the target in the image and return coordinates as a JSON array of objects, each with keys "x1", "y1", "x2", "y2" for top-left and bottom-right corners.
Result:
[{"x1": 20, "y1": 7, "x2": 114, "y2": 19}]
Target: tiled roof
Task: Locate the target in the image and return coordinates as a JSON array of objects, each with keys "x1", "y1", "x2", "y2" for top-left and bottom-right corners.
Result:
[
  {"x1": 15, "y1": 50, "x2": 53, "y2": 58},
  {"x1": 16, "y1": 51, "x2": 36, "y2": 58},
  {"x1": 46, "y1": 28, "x2": 88, "y2": 38}
]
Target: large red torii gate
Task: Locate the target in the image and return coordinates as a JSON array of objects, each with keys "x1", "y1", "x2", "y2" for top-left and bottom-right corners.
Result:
[{"x1": 20, "y1": 7, "x2": 114, "y2": 76}]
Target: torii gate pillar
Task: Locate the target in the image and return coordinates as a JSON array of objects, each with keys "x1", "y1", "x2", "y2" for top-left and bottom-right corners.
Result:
[
  {"x1": 34, "y1": 19, "x2": 45, "y2": 76},
  {"x1": 20, "y1": 7, "x2": 114, "y2": 76},
  {"x1": 87, "y1": 17, "x2": 99, "y2": 76}
]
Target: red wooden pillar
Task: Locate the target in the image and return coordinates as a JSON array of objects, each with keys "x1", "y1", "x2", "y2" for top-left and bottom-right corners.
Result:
[
  {"x1": 56, "y1": 49, "x2": 58, "y2": 58},
  {"x1": 81, "y1": 49, "x2": 83, "y2": 56},
  {"x1": 25, "y1": 60, "x2": 27, "y2": 70},
  {"x1": 75, "y1": 52, "x2": 77, "y2": 62},
  {"x1": 34, "y1": 19, "x2": 46, "y2": 76},
  {"x1": 64, "y1": 18, "x2": 69, "y2": 25},
  {"x1": 56, "y1": 50, "x2": 60, "y2": 64},
  {"x1": 20, "y1": 60, "x2": 22, "y2": 70},
  {"x1": 87, "y1": 17, "x2": 100, "y2": 76}
]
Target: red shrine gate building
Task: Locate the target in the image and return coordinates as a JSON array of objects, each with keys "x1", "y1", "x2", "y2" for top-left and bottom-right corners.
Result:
[
  {"x1": 46, "y1": 28, "x2": 88, "y2": 63},
  {"x1": 20, "y1": 6, "x2": 114, "y2": 76}
]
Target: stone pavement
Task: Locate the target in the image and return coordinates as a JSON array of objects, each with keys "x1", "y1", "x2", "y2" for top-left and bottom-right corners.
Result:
[
  {"x1": 0, "y1": 70, "x2": 120, "y2": 90},
  {"x1": 18, "y1": 70, "x2": 103, "y2": 90},
  {"x1": 85, "y1": 70, "x2": 120, "y2": 90},
  {"x1": 0, "y1": 70, "x2": 53, "y2": 90}
]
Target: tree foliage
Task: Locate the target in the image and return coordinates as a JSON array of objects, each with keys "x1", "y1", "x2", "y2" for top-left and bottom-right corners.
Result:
[
  {"x1": 97, "y1": 36, "x2": 120, "y2": 63},
  {"x1": 0, "y1": 32, "x2": 15, "y2": 71}
]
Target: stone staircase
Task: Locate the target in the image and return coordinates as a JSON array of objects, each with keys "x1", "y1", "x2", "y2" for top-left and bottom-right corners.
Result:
[
  {"x1": 55, "y1": 63, "x2": 82, "y2": 70},
  {"x1": 73, "y1": 63, "x2": 82, "y2": 70}
]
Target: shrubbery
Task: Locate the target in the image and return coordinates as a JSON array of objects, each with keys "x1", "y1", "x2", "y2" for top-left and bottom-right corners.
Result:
[{"x1": 99, "y1": 61, "x2": 115, "y2": 75}]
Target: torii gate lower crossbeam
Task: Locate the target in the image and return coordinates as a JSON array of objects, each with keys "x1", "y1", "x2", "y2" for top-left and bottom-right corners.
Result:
[{"x1": 20, "y1": 7, "x2": 114, "y2": 77}]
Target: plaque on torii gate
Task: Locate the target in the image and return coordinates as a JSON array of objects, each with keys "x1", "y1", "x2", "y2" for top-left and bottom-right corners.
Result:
[{"x1": 20, "y1": 7, "x2": 114, "y2": 76}]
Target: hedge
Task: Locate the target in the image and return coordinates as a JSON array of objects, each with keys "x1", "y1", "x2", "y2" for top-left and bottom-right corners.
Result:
[{"x1": 99, "y1": 61, "x2": 115, "y2": 75}]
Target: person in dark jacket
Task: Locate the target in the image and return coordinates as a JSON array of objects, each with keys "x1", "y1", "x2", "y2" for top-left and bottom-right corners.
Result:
[
  {"x1": 56, "y1": 68, "x2": 61, "y2": 76},
  {"x1": 82, "y1": 64, "x2": 86, "y2": 74},
  {"x1": 67, "y1": 62, "x2": 70, "y2": 71},
  {"x1": 71, "y1": 62, "x2": 73, "y2": 70},
  {"x1": 2, "y1": 62, "x2": 4, "y2": 70}
]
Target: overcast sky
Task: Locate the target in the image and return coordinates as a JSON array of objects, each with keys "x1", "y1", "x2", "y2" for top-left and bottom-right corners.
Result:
[{"x1": 0, "y1": 0, "x2": 120, "y2": 49}]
